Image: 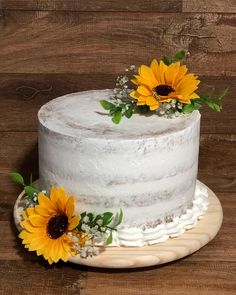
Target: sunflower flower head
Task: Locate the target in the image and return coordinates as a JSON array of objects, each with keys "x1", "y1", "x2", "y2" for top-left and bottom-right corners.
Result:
[
  {"x1": 19, "y1": 187, "x2": 81, "y2": 264},
  {"x1": 130, "y1": 60, "x2": 200, "y2": 110}
]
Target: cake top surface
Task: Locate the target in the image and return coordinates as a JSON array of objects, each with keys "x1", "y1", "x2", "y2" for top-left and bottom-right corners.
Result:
[{"x1": 38, "y1": 89, "x2": 200, "y2": 139}]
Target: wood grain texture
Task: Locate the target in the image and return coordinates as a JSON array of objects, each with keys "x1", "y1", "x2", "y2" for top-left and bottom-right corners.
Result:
[
  {"x1": 85, "y1": 261, "x2": 236, "y2": 295},
  {"x1": 183, "y1": 0, "x2": 236, "y2": 13},
  {"x1": 0, "y1": 11, "x2": 235, "y2": 75},
  {"x1": 1, "y1": 0, "x2": 182, "y2": 12},
  {"x1": 0, "y1": 0, "x2": 235, "y2": 292},
  {"x1": 0, "y1": 75, "x2": 234, "y2": 133},
  {"x1": 198, "y1": 134, "x2": 236, "y2": 192},
  {"x1": 0, "y1": 259, "x2": 87, "y2": 295}
]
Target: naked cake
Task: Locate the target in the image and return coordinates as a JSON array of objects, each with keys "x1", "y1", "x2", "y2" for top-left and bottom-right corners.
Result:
[
  {"x1": 12, "y1": 50, "x2": 225, "y2": 264},
  {"x1": 38, "y1": 89, "x2": 208, "y2": 246}
]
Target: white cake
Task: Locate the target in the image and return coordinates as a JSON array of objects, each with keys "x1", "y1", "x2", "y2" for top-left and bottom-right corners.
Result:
[{"x1": 38, "y1": 89, "x2": 208, "y2": 246}]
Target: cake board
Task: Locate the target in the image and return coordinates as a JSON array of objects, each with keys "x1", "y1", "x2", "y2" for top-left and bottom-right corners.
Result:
[{"x1": 13, "y1": 181, "x2": 223, "y2": 269}]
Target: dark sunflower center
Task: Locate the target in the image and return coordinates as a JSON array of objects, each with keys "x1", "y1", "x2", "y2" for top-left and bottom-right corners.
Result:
[
  {"x1": 154, "y1": 84, "x2": 174, "y2": 96},
  {"x1": 47, "y1": 214, "x2": 68, "y2": 239}
]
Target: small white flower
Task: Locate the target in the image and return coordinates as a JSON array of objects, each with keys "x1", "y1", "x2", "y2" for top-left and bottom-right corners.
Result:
[
  {"x1": 83, "y1": 216, "x2": 89, "y2": 223},
  {"x1": 175, "y1": 111, "x2": 180, "y2": 117},
  {"x1": 72, "y1": 236, "x2": 79, "y2": 242},
  {"x1": 81, "y1": 224, "x2": 90, "y2": 232},
  {"x1": 165, "y1": 104, "x2": 171, "y2": 110},
  {"x1": 96, "y1": 219, "x2": 103, "y2": 226}
]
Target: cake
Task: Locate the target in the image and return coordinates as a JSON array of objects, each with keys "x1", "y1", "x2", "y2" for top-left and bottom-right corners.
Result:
[
  {"x1": 38, "y1": 89, "x2": 208, "y2": 246},
  {"x1": 12, "y1": 51, "x2": 225, "y2": 264}
]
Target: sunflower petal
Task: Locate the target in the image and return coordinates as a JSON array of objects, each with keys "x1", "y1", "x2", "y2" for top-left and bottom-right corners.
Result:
[
  {"x1": 164, "y1": 62, "x2": 180, "y2": 86},
  {"x1": 68, "y1": 215, "x2": 81, "y2": 231},
  {"x1": 159, "y1": 61, "x2": 168, "y2": 84},
  {"x1": 139, "y1": 65, "x2": 157, "y2": 88},
  {"x1": 21, "y1": 219, "x2": 45, "y2": 233},
  {"x1": 137, "y1": 86, "x2": 152, "y2": 96},
  {"x1": 65, "y1": 197, "x2": 75, "y2": 219},
  {"x1": 38, "y1": 193, "x2": 56, "y2": 212},
  {"x1": 28, "y1": 215, "x2": 47, "y2": 227},
  {"x1": 56, "y1": 187, "x2": 68, "y2": 213},
  {"x1": 150, "y1": 59, "x2": 161, "y2": 83}
]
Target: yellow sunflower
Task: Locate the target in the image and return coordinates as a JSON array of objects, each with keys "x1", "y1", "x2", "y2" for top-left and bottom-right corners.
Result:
[
  {"x1": 130, "y1": 60, "x2": 200, "y2": 110},
  {"x1": 19, "y1": 187, "x2": 81, "y2": 264}
]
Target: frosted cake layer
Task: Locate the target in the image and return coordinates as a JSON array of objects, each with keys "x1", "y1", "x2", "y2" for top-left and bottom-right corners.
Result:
[{"x1": 38, "y1": 89, "x2": 201, "y2": 244}]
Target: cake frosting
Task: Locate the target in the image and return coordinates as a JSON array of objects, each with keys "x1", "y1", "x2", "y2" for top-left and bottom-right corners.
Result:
[{"x1": 38, "y1": 89, "x2": 205, "y2": 246}]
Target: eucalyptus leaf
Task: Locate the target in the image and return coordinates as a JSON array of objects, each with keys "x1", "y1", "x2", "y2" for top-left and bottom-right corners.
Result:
[{"x1": 9, "y1": 172, "x2": 25, "y2": 186}]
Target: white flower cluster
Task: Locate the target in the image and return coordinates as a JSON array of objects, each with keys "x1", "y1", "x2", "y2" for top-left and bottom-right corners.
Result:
[
  {"x1": 67, "y1": 214, "x2": 111, "y2": 259},
  {"x1": 67, "y1": 231, "x2": 100, "y2": 259},
  {"x1": 113, "y1": 65, "x2": 136, "y2": 103},
  {"x1": 156, "y1": 99, "x2": 184, "y2": 118}
]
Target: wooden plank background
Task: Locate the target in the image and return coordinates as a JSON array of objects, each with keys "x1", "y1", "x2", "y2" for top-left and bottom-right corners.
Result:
[{"x1": 0, "y1": 1, "x2": 235, "y2": 294}]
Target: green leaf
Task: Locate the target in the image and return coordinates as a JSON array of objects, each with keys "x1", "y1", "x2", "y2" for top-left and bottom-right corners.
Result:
[
  {"x1": 80, "y1": 212, "x2": 87, "y2": 218},
  {"x1": 102, "y1": 212, "x2": 113, "y2": 226},
  {"x1": 162, "y1": 56, "x2": 172, "y2": 66},
  {"x1": 124, "y1": 108, "x2": 134, "y2": 119},
  {"x1": 24, "y1": 185, "x2": 39, "y2": 200},
  {"x1": 174, "y1": 50, "x2": 186, "y2": 61},
  {"x1": 206, "y1": 101, "x2": 221, "y2": 112},
  {"x1": 9, "y1": 172, "x2": 25, "y2": 186},
  {"x1": 104, "y1": 231, "x2": 113, "y2": 245},
  {"x1": 183, "y1": 104, "x2": 199, "y2": 114},
  {"x1": 116, "y1": 209, "x2": 123, "y2": 226},
  {"x1": 215, "y1": 88, "x2": 228, "y2": 101},
  {"x1": 100, "y1": 100, "x2": 115, "y2": 110},
  {"x1": 112, "y1": 110, "x2": 122, "y2": 124},
  {"x1": 87, "y1": 213, "x2": 94, "y2": 222},
  {"x1": 199, "y1": 93, "x2": 210, "y2": 101}
]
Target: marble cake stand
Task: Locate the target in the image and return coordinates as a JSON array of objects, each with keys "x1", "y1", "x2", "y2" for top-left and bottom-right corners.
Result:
[{"x1": 14, "y1": 182, "x2": 223, "y2": 269}]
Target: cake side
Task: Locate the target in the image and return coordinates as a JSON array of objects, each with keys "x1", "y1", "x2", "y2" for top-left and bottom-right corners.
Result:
[{"x1": 38, "y1": 90, "x2": 201, "y2": 245}]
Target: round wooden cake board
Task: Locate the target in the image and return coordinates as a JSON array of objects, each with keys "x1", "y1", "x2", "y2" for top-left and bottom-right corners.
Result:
[{"x1": 14, "y1": 181, "x2": 223, "y2": 269}]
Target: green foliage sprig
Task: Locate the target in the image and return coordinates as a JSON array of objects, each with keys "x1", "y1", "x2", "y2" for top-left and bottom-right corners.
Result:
[
  {"x1": 9, "y1": 172, "x2": 39, "y2": 203},
  {"x1": 183, "y1": 89, "x2": 228, "y2": 114},
  {"x1": 100, "y1": 100, "x2": 135, "y2": 124},
  {"x1": 162, "y1": 50, "x2": 186, "y2": 65},
  {"x1": 76, "y1": 209, "x2": 123, "y2": 245}
]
